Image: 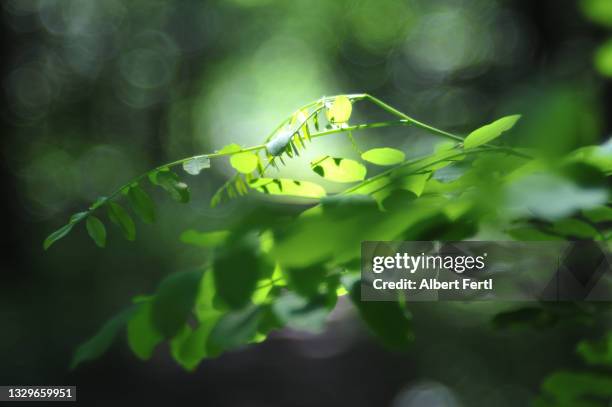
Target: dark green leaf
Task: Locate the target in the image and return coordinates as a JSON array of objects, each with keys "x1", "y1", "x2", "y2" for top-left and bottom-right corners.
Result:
[
  {"x1": 155, "y1": 170, "x2": 190, "y2": 203},
  {"x1": 583, "y1": 206, "x2": 612, "y2": 223},
  {"x1": 43, "y1": 223, "x2": 74, "y2": 250},
  {"x1": 283, "y1": 264, "x2": 327, "y2": 298},
  {"x1": 127, "y1": 185, "x2": 156, "y2": 223},
  {"x1": 208, "y1": 304, "x2": 264, "y2": 355},
  {"x1": 552, "y1": 218, "x2": 599, "y2": 239},
  {"x1": 577, "y1": 333, "x2": 612, "y2": 366},
  {"x1": 107, "y1": 202, "x2": 136, "y2": 241},
  {"x1": 71, "y1": 307, "x2": 135, "y2": 369},
  {"x1": 272, "y1": 292, "x2": 328, "y2": 333},
  {"x1": 151, "y1": 270, "x2": 203, "y2": 338},
  {"x1": 346, "y1": 278, "x2": 413, "y2": 350},
  {"x1": 86, "y1": 216, "x2": 106, "y2": 248}
]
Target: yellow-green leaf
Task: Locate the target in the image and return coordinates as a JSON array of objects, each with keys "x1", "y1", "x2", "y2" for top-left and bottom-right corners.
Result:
[
  {"x1": 249, "y1": 178, "x2": 326, "y2": 199},
  {"x1": 230, "y1": 152, "x2": 259, "y2": 174},
  {"x1": 464, "y1": 115, "x2": 521, "y2": 149},
  {"x1": 311, "y1": 156, "x2": 366, "y2": 183},
  {"x1": 361, "y1": 148, "x2": 405, "y2": 166},
  {"x1": 326, "y1": 95, "x2": 352, "y2": 124}
]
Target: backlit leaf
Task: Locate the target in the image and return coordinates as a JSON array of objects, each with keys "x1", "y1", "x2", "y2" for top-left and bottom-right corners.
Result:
[
  {"x1": 464, "y1": 114, "x2": 521, "y2": 149},
  {"x1": 249, "y1": 178, "x2": 326, "y2": 199},
  {"x1": 361, "y1": 148, "x2": 405, "y2": 166},
  {"x1": 230, "y1": 152, "x2": 259, "y2": 174},
  {"x1": 311, "y1": 156, "x2": 366, "y2": 183},
  {"x1": 127, "y1": 301, "x2": 163, "y2": 360},
  {"x1": 325, "y1": 95, "x2": 352, "y2": 124},
  {"x1": 180, "y1": 230, "x2": 229, "y2": 248}
]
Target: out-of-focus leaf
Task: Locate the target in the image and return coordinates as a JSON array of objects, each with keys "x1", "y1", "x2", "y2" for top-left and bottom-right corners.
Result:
[
  {"x1": 464, "y1": 114, "x2": 521, "y2": 149},
  {"x1": 86, "y1": 216, "x2": 106, "y2": 248},
  {"x1": 208, "y1": 304, "x2": 265, "y2": 355},
  {"x1": 326, "y1": 95, "x2": 352, "y2": 124},
  {"x1": 577, "y1": 333, "x2": 612, "y2": 366},
  {"x1": 127, "y1": 301, "x2": 163, "y2": 360},
  {"x1": 213, "y1": 236, "x2": 269, "y2": 310},
  {"x1": 230, "y1": 152, "x2": 259, "y2": 174},
  {"x1": 283, "y1": 264, "x2": 327, "y2": 298},
  {"x1": 127, "y1": 185, "x2": 156, "y2": 224},
  {"x1": 310, "y1": 156, "x2": 366, "y2": 183},
  {"x1": 155, "y1": 170, "x2": 190, "y2": 203},
  {"x1": 170, "y1": 321, "x2": 216, "y2": 371},
  {"x1": 583, "y1": 206, "x2": 612, "y2": 223},
  {"x1": 566, "y1": 142, "x2": 612, "y2": 173},
  {"x1": 151, "y1": 270, "x2": 203, "y2": 338},
  {"x1": 249, "y1": 178, "x2": 326, "y2": 199},
  {"x1": 218, "y1": 143, "x2": 242, "y2": 154},
  {"x1": 581, "y1": 0, "x2": 612, "y2": 27},
  {"x1": 492, "y1": 307, "x2": 555, "y2": 329},
  {"x1": 183, "y1": 156, "x2": 211, "y2": 175},
  {"x1": 595, "y1": 38, "x2": 612, "y2": 77},
  {"x1": 107, "y1": 202, "x2": 136, "y2": 241},
  {"x1": 361, "y1": 148, "x2": 405, "y2": 166},
  {"x1": 535, "y1": 370, "x2": 612, "y2": 407},
  {"x1": 506, "y1": 227, "x2": 563, "y2": 241},
  {"x1": 71, "y1": 307, "x2": 135, "y2": 369},
  {"x1": 552, "y1": 219, "x2": 599, "y2": 239},
  {"x1": 272, "y1": 292, "x2": 328, "y2": 334},
  {"x1": 180, "y1": 230, "x2": 229, "y2": 248},
  {"x1": 346, "y1": 278, "x2": 413, "y2": 350}
]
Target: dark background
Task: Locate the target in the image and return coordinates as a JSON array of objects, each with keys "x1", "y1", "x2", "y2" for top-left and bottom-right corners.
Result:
[{"x1": 1, "y1": 1, "x2": 610, "y2": 406}]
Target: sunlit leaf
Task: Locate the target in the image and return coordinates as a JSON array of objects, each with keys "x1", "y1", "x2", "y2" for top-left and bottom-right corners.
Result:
[
  {"x1": 71, "y1": 307, "x2": 135, "y2": 369},
  {"x1": 107, "y1": 202, "x2": 136, "y2": 241},
  {"x1": 581, "y1": 0, "x2": 612, "y2": 27},
  {"x1": 218, "y1": 143, "x2": 242, "y2": 154},
  {"x1": 127, "y1": 301, "x2": 163, "y2": 360},
  {"x1": 230, "y1": 152, "x2": 259, "y2": 174},
  {"x1": 464, "y1": 115, "x2": 521, "y2": 149},
  {"x1": 180, "y1": 230, "x2": 229, "y2": 248},
  {"x1": 325, "y1": 95, "x2": 352, "y2": 124},
  {"x1": 249, "y1": 178, "x2": 326, "y2": 199},
  {"x1": 151, "y1": 270, "x2": 203, "y2": 338},
  {"x1": 86, "y1": 216, "x2": 106, "y2": 248},
  {"x1": 577, "y1": 333, "x2": 612, "y2": 366},
  {"x1": 311, "y1": 156, "x2": 366, "y2": 183},
  {"x1": 361, "y1": 148, "x2": 405, "y2": 166},
  {"x1": 127, "y1": 185, "x2": 156, "y2": 224},
  {"x1": 182, "y1": 156, "x2": 211, "y2": 175},
  {"x1": 170, "y1": 322, "x2": 216, "y2": 371}
]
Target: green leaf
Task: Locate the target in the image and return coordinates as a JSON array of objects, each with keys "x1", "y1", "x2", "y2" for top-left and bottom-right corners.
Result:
[
  {"x1": 182, "y1": 156, "x2": 211, "y2": 175},
  {"x1": 506, "y1": 227, "x2": 562, "y2": 241},
  {"x1": 208, "y1": 304, "x2": 264, "y2": 355},
  {"x1": 272, "y1": 292, "x2": 328, "y2": 334},
  {"x1": 127, "y1": 185, "x2": 156, "y2": 224},
  {"x1": 249, "y1": 178, "x2": 326, "y2": 199},
  {"x1": 361, "y1": 148, "x2": 405, "y2": 166},
  {"x1": 552, "y1": 219, "x2": 599, "y2": 239},
  {"x1": 325, "y1": 95, "x2": 352, "y2": 124},
  {"x1": 310, "y1": 156, "x2": 367, "y2": 183},
  {"x1": 151, "y1": 270, "x2": 203, "y2": 338},
  {"x1": 43, "y1": 223, "x2": 74, "y2": 250},
  {"x1": 346, "y1": 278, "x2": 413, "y2": 350},
  {"x1": 86, "y1": 216, "x2": 107, "y2": 248},
  {"x1": 577, "y1": 333, "x2": 612, "y2": 366},
  {"x1": 492, "y1": 307, "x2": 555, "y2": 330},
  {"x1": 155, "y1": 170, "x2": 190, "y2": 203},
  {"x1": 170, "y1": 322, "x2": 216, "y2": 371},
  {"x1": 218, "y1": 143, "x2": 242, "y2": 154},
  {"x1": 581, "y1": 0, "x2": 612, "y2": 27},
  {"x1": 127, "y1": 301, "x2": 163, "y2": 360},
  {"x1": 213, "y1": 236, "x2": 269, "y2": 310},
  {"x1": 537, "y1": 370, "x2": 612, "y2": 406},
  {"x1": 464, "y1": 114, "x2": 521, "y2": 149},
  {"x1": 594, "y1": 38, "x2": 612, "y2": 77},
  {"x1": 107, "y1": 202, "x2": 136, "y2": 241},
  {"x1": 180, "y1": 230, "x2": 229, "y2": 248},
  {"x1": 230, "y1": 152, "x2": 259, "y2": 174},
  {"x1": 583, "y1": 206, "x2": 612, "y2": 223},
  {"x1": 71, "y1": 307, "x2": 135, "y2": 369}
]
